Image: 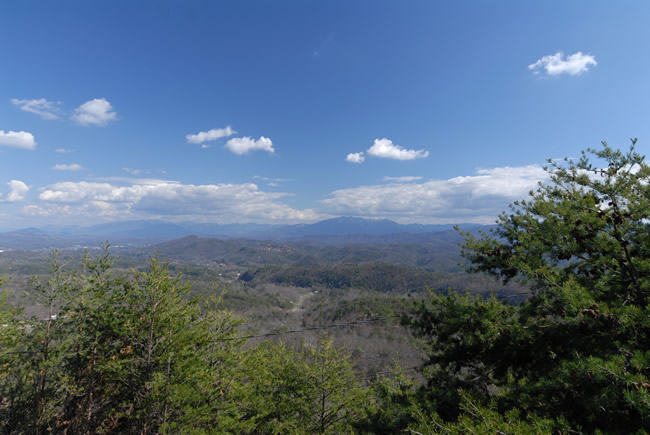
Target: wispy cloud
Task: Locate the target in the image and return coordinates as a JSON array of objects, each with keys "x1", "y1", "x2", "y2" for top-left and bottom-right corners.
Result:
[
  {"x1": 225, "y1": 136, "x2": 274, "y2": 155},
  {"x1": 383, "y1": 176, "x2": 423, "y2": 182},
  {"x1": 10, "y1": 98, "x2": 62, "y2": 120},
  {"x1": 1, "y1": 180, "x2": 30, "y2": 202},
  {"x1": 53, "y1": 163, "x2": 83, "y2": 171},
  {"x1": 122, "y1": 167, "x2": 147, "y2": 175},
  {"x1": 322, "y1": 165, "x2": 548, "y2": 223},
  {"x1": 0, "y1": 130, "x2": 36, "y2": 150},
  {"x1": 186, "y1": 126, "x2": 236, "y2": 144},
  {"x1": 72, "y1": 98, "x2": 117, "y2": 126},
  {"x1": 528, "y1": 51, "x2": 597, "y2": 76},
  {"x1": 346, "y1": 152, "x2": 365, "y2": 163},
  {"x1": 253, "y1": 176, "x2": 291, "y2": 183},
  {"x1": 92, "y1": 177, "x2": 176, "y2": 185},
  {"x1": 55, "y1": 148, "x2": 72, "y2": 153}
]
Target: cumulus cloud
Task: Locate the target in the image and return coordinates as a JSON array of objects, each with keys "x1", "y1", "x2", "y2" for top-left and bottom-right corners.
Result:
[
  {"x1": 346, "y1": 152, "x2": 365, "y2": 163},
  {"x1": 0, "y1": 130, "x2": 36, "y2": 150},
  {"x1": 39, "y1": 181, "x2": 148, "y2": 203},
  {"x1": 367, "y1": 138, "x2": 429, "y2": 160},
  {"x1": 528, "y1": 51, "x2": 597, "y2": 76},
  {"x1": 1, "y1": 180, "x2": 30, "y2": 202},
  {"x1": 34, "y1": 180, "x2": 319, "y2": 223},
  {"x1": 225, "y1": 136, "x2": 274, "y2": 155},
  {"x1": 321, "y1": 165, "x2": 548, "y2": 223},
  {"x1": 72, "y1": 98, "x2": 117, "y2": 126},
  {"x1": 10, "y1": 98, "x2": 62, "y2": 120},
  {"x1": 53, "y1": 163, "x2": 83, "y2": 171},
  {"x1": 383, "y1": 176, "x2": 423, "y2": 182},
  {"x1": 186, "y1": 126, "x2": 236, "y2": 144}
]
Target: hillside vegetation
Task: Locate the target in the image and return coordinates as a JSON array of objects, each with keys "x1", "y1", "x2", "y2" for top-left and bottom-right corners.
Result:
[{"x1": 147, "y1": 232, "x2": 467, "y2": 272}]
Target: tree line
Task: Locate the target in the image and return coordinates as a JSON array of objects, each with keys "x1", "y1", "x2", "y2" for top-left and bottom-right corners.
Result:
[{"x1": 239, "y1": 263, "x2": 525, "y2": 299}]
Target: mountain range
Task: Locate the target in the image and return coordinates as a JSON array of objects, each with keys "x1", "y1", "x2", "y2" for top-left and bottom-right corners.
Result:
[{"x1": 0, "y1": 217, "x2": 488, "y2": 250}]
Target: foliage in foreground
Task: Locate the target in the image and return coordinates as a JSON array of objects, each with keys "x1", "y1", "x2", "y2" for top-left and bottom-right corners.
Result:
[
  {"x1": 0, "y1": 251, "x2": 368, "y2": 434},
  {"x1": 410, "y1": 140, "x2": 650, "y2": 433}
]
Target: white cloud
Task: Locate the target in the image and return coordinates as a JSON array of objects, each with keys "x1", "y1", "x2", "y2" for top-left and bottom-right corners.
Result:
[
  {"x1": 528, "y1": 51, "x2": 597, "y2": 76},
  {"x1": 53, "y1": 163, "x2": 83, "y2": 171},
  {"x1": 10, "y1": 98, "x2": 62, "y2": 120},
  {"x1": 55, "y1": 148, "x2": 72, "y2": 153},
  {"x1": 367, "y1": 138, "x2": 429, "y2": 160},
  {"x1": 321, "y1": 164, "x2": 548, "y2": 224},
  {"x1": 0, "y1": 130, "x2": 36, "y2": 150},
  {"x1": 23, "y1": 204, "x2": 71, "y2": 218},
  {"x1": 93, "y1": 177, "x2": 174, "y2": 185},
  {"x1": 346, "y1": 152, "x2": 365, "y2": 163},
  {"x1": 72, "y1": 98, "x2": 117, "y2": 126},
  {"x1": 39, "y1": 181, "x2": 148, "y2": 203},
  {"x1": 34, "y1": 180, "x2": 319, "y2": 223},
  {"x1": 225, "y1": 136, "x2": 274, "y2": 155},
  {"x1": 186, "y1": 126, "x2": 236, "y2": 144},
  {"x1": 1, "y1": 180, "x2": 30, "y2": 202},
  {"x1": 201, "y1": 144, "x2": 210, "y2": 149},
  {"x1": 383, "y1": 176, "x2": 423, "y2": 182}
]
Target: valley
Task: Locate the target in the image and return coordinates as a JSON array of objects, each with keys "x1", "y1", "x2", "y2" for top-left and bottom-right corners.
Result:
[{"x1": 0, "y1": 217, "x2": 526, "y2": 378}]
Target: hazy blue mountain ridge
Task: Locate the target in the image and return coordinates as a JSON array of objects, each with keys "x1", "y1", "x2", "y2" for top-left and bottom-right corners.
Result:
[{"x1": 1, "y1": 217, "x2": 489, "y2": 251}]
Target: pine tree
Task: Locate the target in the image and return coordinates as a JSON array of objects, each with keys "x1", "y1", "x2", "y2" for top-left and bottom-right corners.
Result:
[{"x1": 410, "y1": 140, "x2": 650, "y2": 432}]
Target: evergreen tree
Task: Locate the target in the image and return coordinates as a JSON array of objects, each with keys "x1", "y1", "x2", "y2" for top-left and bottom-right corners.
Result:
[
  {"x1": 240, "y1": 337, "x2": 369, "y2": 434},
  {"x1": 0, "y1": 277, "x2": 32, "y2": 433},
  {"x1": 0, "y1": 249, "x2": 247, "y2": 434},
  {"x1": 410, "y1": 141, "x2": 650, "y2": 432}
]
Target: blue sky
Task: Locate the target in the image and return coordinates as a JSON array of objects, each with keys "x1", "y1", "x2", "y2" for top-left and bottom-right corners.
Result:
[{"x1": 1, "y1": 1, "x2": 649, "y2": 230}]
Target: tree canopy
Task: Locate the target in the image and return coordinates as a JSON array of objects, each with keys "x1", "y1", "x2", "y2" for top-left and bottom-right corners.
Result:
[
  {"x1": 0, "y1": 250, "x2": 369, "y2": 434},
  {"x1": 410, "y1": 140, "x2": 650, "y2": 432}
]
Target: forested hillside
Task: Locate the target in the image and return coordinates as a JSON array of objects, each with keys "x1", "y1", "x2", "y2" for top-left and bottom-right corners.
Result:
[
  {"x1": 145, "y1": 231, "x2": 468, "y2": 272},
  {"x1": 238, "y1": 263, "x2": 526, "y2": 298}
]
